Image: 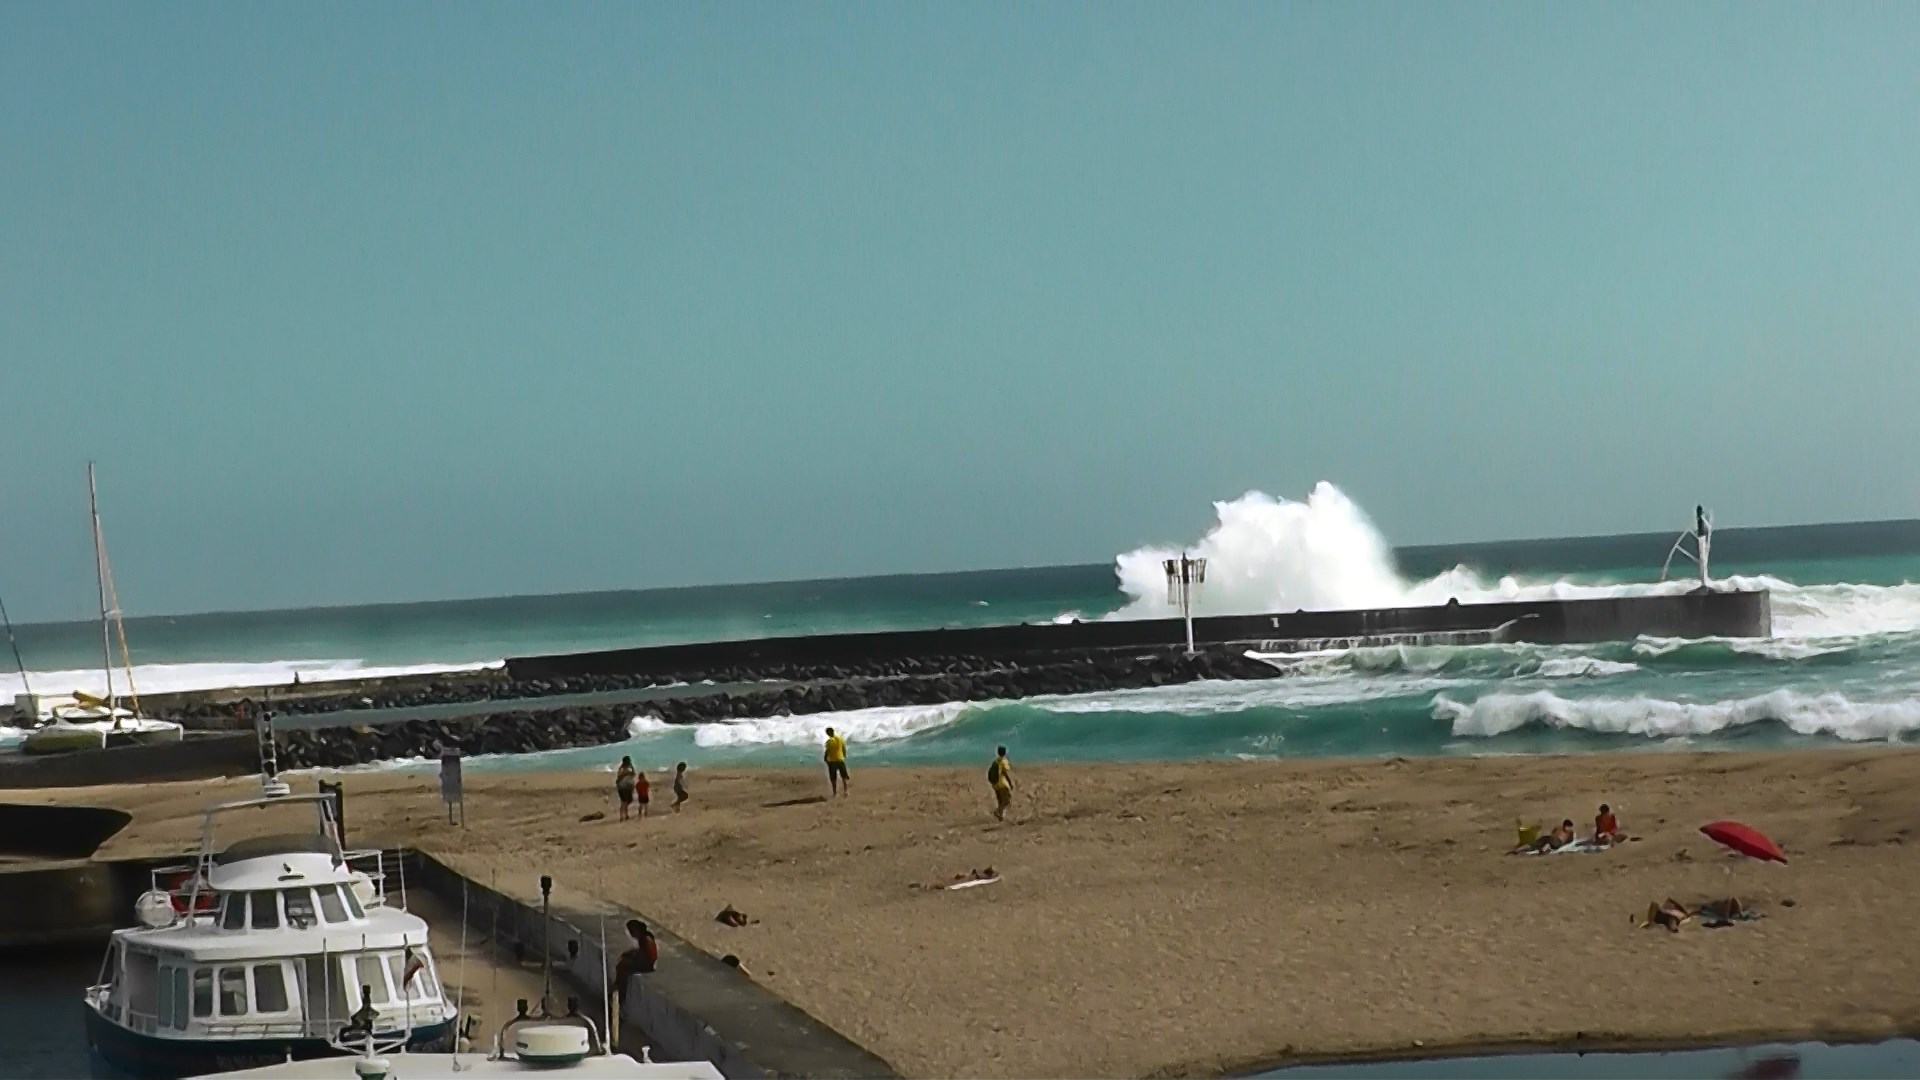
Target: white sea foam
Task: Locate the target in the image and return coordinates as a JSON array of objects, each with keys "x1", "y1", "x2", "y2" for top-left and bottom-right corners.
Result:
[
  {"x1": 1435, "y1": 688, "x2": 1920, "y2": 741},
  {"x1": 1032, "y1": 674, "x2": 1461, "y2": 716},
  {"x1": 1534, "y1": 657, "x2": 1641, "y2": 678},
  {"x1": 1104, "y1": 482, "x2": 1920, "y2": 643},
  {"x1": 626, "y1": 714, "x2": 674, "y2": 737},
  {"x1": 0, "y1": 658, "x2": 502, "y2": 702},
  {"x1": 689, "y1": 701, "x2": 972, "y2": 749}
]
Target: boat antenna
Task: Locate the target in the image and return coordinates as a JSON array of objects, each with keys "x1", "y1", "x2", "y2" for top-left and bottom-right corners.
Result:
[
  {"x1": 0, "y1": 592, "x2": 30, "y2": 697},
  {"x1": 539, "y1": 874, "x2": 554, "y2": 1015},
  {"x1": 598, "y1": 873, "x2": 614, "y2": 1053},
  {"x1": 488, "y1": 869, "x2": 501, "y2": 1058},
  {"x1": 452, "y1": 872, "x2": 471, "y2": 1065}
]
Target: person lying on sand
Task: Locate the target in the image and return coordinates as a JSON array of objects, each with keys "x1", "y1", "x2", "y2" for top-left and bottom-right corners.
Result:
[
  {"x1": 715, "y1": 905, "x2": 757, "y2": 927},
  {"x1": 1514, "y1": 819, "x2": 1577, "y2": 853},
  {"x1": 1639, "y1": 897, "x2": 1753, "y2": 932},
  {"x1": 910, "y1": 867, "x2": 999, "y2": 890},
  {"x1": 1642, "y1": 898, "x2": 1692, "y2": 932}
]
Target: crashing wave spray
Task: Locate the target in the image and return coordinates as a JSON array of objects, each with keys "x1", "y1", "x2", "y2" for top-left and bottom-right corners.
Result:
[{"x1": 1111, "y1": 483, "x2": 1414, "y2": 619}]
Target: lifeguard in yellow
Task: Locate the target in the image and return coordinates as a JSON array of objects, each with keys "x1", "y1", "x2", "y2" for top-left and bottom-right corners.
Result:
[
  {"x1": 987, "y1": 745, "x2": 1014, "y2": 820},
  {"x1": 823, "y1": 727, "x2": 849, "y2": 797}
]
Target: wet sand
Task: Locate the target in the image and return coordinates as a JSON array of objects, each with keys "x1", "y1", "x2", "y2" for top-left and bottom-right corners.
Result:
[{"x1": 17, "y1": 748, "x2": 1920, "y2": 1077}]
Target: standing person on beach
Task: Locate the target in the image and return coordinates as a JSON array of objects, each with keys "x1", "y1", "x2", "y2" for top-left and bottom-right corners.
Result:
[
  {"x1": 988, "y1": 746, "x2": 1014, "y2": 821},
  {"x1": 614, "y1": 756, "x2": 637, "y2": 821},
  {"x1": 673, "y1": 762, "x2": 690, "y2": 812},
  {"x1": 824, "y1": 727, "x2": 849, "y2": 797}
]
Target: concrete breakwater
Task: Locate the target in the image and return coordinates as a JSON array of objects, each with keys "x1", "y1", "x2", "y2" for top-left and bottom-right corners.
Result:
[
  {"x1": 273, "y1": 647, "x2": 1280, "y2": 769},
  {"x1": 150, "y1": 590, "x2": 1772, "y2": 729}
]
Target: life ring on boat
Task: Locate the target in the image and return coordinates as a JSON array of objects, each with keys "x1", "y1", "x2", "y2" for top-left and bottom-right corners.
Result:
[{"x1": 162, "y1": 870, "x2": 219, "y2": 914}]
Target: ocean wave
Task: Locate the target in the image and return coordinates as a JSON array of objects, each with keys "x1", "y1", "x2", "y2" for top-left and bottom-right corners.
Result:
[
  {"x1": 1534, "y1": 657, "x2": 1640, "y2": 678},
  {"x1": 1434, "y1": 688, "x2": 1920, "y2": 741},
  {"x1": 1101, "y1": 483, "x2": 1920, "y2": 642},
  {"x1": 688, "y1": 701, "x2": 973, "y2": 749},
  {"x1": 1028, "y1": 674, "x2": 1462, "y2": 716},
  {"x1": 0, "y1": 658, "x2": 503, "y2": 702}
]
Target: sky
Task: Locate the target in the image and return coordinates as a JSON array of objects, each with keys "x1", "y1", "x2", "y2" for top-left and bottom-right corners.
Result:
[{"x1": 3, "y1": 2, "x2": 1918, "y2": 621}]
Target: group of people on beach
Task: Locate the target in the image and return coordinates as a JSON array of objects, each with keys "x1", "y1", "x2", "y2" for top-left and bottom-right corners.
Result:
[
  {"x1": 1514, "y1": 802, "x2": 1626, "y2": 853},
  {"x1": 609, "y1": 731, "x2": 1019, "y2": 822},
  {"x1": 613, "y1": 756, "x2": 689, "y2": 820},
  {"x1": 821, "y1": 726, "x2": 1018, "y2": 820}
]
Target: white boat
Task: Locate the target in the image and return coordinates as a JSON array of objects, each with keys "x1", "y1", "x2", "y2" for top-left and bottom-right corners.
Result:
[
  {"x1": 21, "y1": 462, "x2": 182, "y2": 755},
  {"x1": 84, "y1": 773, "x2": 458, "y2": 1077}
]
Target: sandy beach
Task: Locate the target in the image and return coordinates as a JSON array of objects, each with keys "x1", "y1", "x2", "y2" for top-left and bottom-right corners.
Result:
[{"x1": 18, "y1": 748, "x2": 1920, "y2": 1077}]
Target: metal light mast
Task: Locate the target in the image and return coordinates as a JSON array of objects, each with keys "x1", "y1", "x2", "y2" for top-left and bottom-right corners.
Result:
[{"x1": 1163, "y1": 552, "x2": 1208, "y2": 656}]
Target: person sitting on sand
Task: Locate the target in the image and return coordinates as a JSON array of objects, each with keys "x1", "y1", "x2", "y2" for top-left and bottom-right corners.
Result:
[
  {"x1": 673, "y1": 762, "x2": 690, "y2": 813},
  {"x1": 988, "y1": 746, "x2": 1015, "y2": 821},
  {"x1": 1594, "y1": 803, "x2": 1622, "y2": 845},
  {"x1": 614, "y1": 757, "x2": 637, "y2": 822}
]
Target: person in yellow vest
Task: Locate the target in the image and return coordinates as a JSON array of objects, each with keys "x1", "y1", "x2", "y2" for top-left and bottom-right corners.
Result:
[
  {"x1": 987, "y1": 746, "x2": 1014, "y2": 821},
  {"x1": 823, "y1": 727, "x2": 849, "y2": 797}
]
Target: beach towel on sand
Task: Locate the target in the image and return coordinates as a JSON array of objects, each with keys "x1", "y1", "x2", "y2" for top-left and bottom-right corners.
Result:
[{"x1": 1515, "y1": 839, "x2": 1612, "y2": 856}]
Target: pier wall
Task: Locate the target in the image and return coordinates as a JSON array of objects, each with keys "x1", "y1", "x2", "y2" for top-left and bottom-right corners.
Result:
[
  {"x1": 507, "y1": 589, "x2": 1772, "y2": 680},
  {"x1": 405, "y1": 852, "x2": 896, "y2": 1079}
]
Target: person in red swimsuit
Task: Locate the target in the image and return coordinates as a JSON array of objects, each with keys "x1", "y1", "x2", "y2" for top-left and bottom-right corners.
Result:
[{"x1": 1594, "y1": 803, "x2": 1622, "y2": 845}]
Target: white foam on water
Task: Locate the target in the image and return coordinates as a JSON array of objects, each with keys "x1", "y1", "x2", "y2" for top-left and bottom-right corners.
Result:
[
  {"x1": 690, "y1": 701, "x2": 972, "y2": 749},
  {"x1": 1030, "y1": 674, "x2": 1462, "y2": 716},
  {"x1": 1435, "y1": 688, "x2": 1920, "y2": 741},
  {"x1": 1535, "y1": 657, "x2": 1641, "y2": 678},
  {"x1": 626, "y1": 714, "x2": 674, "y2": 737},
  {"x1": 0, "y1": 658, "x2": 502, "y2": 701}
]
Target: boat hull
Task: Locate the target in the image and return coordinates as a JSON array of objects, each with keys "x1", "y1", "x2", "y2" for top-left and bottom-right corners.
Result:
[
  {"x1": 84, "y1": 1005, "x2": 455, "y2": 1079},
  {"x1": 21, "y1": 722, "x2": 184, "y2": 756}
]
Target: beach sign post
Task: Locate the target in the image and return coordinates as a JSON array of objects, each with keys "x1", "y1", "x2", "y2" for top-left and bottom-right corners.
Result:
[
  {"x1": 1164, "y1": 552, "x2": 1208, "y2": 656},
  {"x1": 439, "y1": 746, "x2": 465, "y2": 826}
]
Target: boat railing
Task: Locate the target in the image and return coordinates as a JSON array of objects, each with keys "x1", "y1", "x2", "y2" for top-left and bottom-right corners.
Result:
[
  {"x1": 342, "y1": 847, "x2": 391, "y2": 907},
  {"x1": 106, "y1": 1003, "x2": 445, "y2": 1041}
]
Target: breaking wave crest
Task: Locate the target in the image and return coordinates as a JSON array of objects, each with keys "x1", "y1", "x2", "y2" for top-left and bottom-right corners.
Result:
[{"x1": 1434, "y1": 688, "x2": 1920, "y2": 742}]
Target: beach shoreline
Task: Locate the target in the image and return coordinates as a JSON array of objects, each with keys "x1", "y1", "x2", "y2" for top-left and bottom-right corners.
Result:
[{"x1": 16, "y1": 748, "x2": 1920, "y2": 1077}]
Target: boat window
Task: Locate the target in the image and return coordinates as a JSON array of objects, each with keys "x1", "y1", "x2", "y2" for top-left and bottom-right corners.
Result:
[
  {"x1": 341, "y1": 883, "x2": 367, "y2": 920},
  {"x1": 354, "y1": 954, "x2": 391, "y2": 1005},
  {"x1": 217, "y1": 967, "x2": 248, "y2": 1016},
  {"x1": 253, "y1": 963, "x2": 290, "y2": 1013},
  {"x1": 386, "y1": 952, "x2": 435, "y2": 1000},
  {"x1": 221, "y1": 893, "x2": 248, "y2": 931},
  {"x1": 315, "y1": 884, "x2": 348, "y2": 924},
  {"x1": 283, "y1": 888, "x2": 317, "y2": 929},
  {"x1": 170, "y1": 967, "x2": 189, "y2": 1028},
  {"x1": 250, "y1": 890, "x2": 280, "y2": 930},
  {"x1": 156, "y1": 966, "x2": 174, "y2": 1026},
  {"x1": 191, "y1": 968, "x2": 213, "y2": 1018}
]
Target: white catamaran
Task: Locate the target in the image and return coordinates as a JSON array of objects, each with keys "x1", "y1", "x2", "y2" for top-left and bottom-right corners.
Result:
[{"x1": 19, "y1": 462, "x2": 182, "y2": 754}]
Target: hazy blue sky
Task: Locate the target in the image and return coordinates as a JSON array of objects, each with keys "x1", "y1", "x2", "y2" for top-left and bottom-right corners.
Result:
[{"x1": 4, "y1": 2, "x2": 1918, "y2": 620}]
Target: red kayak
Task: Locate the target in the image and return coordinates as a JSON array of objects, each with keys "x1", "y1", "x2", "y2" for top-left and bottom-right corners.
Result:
[{"x1": 1701, "y1": 820, "x2": 1787, "y2": 864}]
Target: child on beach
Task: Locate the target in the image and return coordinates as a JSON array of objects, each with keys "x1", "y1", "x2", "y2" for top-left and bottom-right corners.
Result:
[
  {"x1": 615, "y1": 756, "x2": 637, "y2": 821},
  {"x1": 673, "y1": 762, "x2": 690, "y2": 812},
  {"x1": 634, "y1": 768, "x2": 651, "y2": 819}
]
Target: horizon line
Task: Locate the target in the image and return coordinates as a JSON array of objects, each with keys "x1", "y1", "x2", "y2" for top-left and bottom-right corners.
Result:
[{"x1": 15, "y1": 513, "x2": 1918, "y2": 630}]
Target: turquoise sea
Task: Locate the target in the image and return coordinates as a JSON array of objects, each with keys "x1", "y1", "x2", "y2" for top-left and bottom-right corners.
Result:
[{"x1": 5, "y1": 489, "x2": 1920, "y2": 774}]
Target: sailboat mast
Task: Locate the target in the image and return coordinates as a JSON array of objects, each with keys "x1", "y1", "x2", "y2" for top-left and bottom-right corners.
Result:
[{"x1": 89, "y1": 462, "x2": 115, "y2": 710}]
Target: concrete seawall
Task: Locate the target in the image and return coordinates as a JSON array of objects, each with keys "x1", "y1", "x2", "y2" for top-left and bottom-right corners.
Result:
[
  {"x1": 406, "y1": 852, "x2": 896, "y2": 1078},
  {"x1": 508, "y1": 589, "x2": 1773, "y2": 680},
  {"x1": 0, "y1": 733, "x2": 256, "y2": 789}
]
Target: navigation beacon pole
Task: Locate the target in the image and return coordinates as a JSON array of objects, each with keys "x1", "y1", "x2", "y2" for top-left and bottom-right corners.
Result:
[
  {"x1": 1163, "y1": 552, "x2": 1208, "y2": 657},
  {"x1": 1694, "y1": 504, "x2": 1713, "y2": 589}
]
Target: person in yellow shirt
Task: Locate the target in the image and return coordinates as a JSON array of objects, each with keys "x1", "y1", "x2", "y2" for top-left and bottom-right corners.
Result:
[
  {"x1": 823, "y1": 727, "x2": 849, "y2": 796},
  {"x1": 987, "y1": 745, "x2": 1014, "y2": 821}
]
